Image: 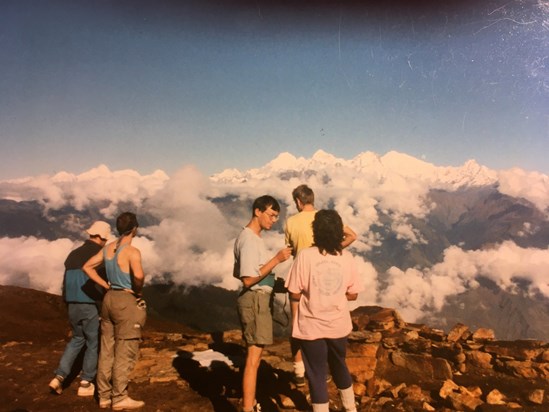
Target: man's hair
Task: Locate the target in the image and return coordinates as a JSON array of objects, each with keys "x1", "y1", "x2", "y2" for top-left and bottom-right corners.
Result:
[
  {"x1": 252, "y1": 195, "x2": 280, "y2": 216},
  {"x1": 292, "y1": 184, "x2": 314, "y2": 206},
  {"x1": 313, "y1": 209, "x2": 343, "y2": 256},
  {"x1": 116, "y1": 212, "x2": 139, "y2": 236}
]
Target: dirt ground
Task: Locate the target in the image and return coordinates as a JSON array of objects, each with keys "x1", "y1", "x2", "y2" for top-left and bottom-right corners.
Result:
[
  {"x1": 0, "y1": 286, "x2": 311, "y2": 412},
  {"x1": 2, "y1": 285, "x2": 549, "y2": 412},
  {"x1": 0, "y1": 285, "x2": 216, "y2": 411}
]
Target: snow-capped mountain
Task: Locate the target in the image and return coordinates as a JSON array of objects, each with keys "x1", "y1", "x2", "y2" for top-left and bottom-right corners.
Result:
[{"x1": 212, "y1": 150, "x2": 498, "y2": 190}]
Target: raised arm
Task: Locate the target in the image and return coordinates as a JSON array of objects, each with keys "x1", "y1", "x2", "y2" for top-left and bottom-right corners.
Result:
[
  {"x1": 341, "y1": 225, "x2": 357, "y2": 249},
  {"x1": 241, "y1": 247, "x2": 292, "y2": 289},
  {"x1": 83, "y1": 250, "x2": 110, "y2": 290}
]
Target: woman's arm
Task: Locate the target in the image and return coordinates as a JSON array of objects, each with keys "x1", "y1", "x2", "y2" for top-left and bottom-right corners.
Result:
[{"x1": 341, "y1": 225, "x2": 357, "y2": 249}]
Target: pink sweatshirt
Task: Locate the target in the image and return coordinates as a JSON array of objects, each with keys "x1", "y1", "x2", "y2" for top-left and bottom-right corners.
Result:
[{"x1": 285, "y1": 247, "x2": 363, "y2": 340}]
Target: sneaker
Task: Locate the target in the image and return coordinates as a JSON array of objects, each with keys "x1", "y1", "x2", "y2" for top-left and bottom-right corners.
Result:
[
  {"x1": 77, "y1": 380, "x2": 95, "y2": 397},
  {"x1": 99, "y1": 398, "x2": 112, "y2": 409},
  {"x1": 112, "y1": 396, "x2": 145, "y2": 410},
  {"x1": 294, "y1": 375, "x2": 306, "y2": 387},
  {"x1": 241, "y1": 402, "x2": 261, "y2": 412},
  {"x1": 48, "y1": 375, "x2": 64, "y2": 395}
]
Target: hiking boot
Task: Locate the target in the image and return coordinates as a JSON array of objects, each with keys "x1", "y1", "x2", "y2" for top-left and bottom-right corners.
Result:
[
  {"x1": 48, "y1": 375, "x2": 64, "y2": 395},
  {"x1": 112, "y1": 396, "x2": 145, "y2": 410},
  {"x1": 294, "y1": 374, "x2": 306, "y2": 387},
  {"x1": 77, "y1": 380, "x2": 95, "y2": 397},
  {"x1": 99, "y1": 398, "x2": 112, "y2": 409}
]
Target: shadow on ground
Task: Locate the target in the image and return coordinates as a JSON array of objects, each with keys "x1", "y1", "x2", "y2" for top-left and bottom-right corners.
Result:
[{"x1": 172, "y1": 332, "x2": 309, "y2": 412}]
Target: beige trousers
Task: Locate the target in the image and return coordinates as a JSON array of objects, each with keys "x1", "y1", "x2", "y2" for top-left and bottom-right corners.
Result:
[{"x1": 97, "y1": 290, "x2": 146, "y2": 403}]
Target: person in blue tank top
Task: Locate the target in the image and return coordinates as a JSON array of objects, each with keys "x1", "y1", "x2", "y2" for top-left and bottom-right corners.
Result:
[
  {"x1": 49, "y1": 221, "x2": 111, "y2": 398},
  {"x1": 233, "y1": 195, "x2": 292, "y2": 412},
  {"x1": 84, "y1": 212, "x2": 146, "y2": 411}
]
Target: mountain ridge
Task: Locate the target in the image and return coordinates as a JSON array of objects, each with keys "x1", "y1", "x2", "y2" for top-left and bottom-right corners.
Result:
[
  {"x1": 1, "y1": 150, "x2": 549, "y2": 341},
  {"x1": 212, "y1": 150, "x2": 500, "y2": 191}
]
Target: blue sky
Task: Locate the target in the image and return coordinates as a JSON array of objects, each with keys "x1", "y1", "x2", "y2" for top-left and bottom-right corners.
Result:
[{"x1": 1, "y1": 0, "x2": 547, "y2": 179}]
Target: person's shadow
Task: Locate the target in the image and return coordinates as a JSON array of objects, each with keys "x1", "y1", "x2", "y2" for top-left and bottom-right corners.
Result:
[{"x1": 172, "y1": 332, "x2": 309, "y2": 412}]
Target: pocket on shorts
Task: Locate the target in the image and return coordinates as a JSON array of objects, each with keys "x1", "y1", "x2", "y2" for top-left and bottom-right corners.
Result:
[
  {"x1": 256, "y1": 292, "x2": 271, "y2": 315},
  {"x1": 237, "y1": 293, "x2": 254, "y2": 324},
  {"x1": 118, "y1": 300, "x2": 146, "y2": 340}
]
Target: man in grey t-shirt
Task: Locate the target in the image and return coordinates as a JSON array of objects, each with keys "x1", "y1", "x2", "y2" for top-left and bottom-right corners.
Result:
[{"x1": 233, "y1": 195, "x2": 291, "y2": 412}]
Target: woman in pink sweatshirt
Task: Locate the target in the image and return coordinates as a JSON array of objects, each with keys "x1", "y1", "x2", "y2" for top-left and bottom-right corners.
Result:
[{"x1": 285, "y1": 209, "x2": 363, "y2": 412}]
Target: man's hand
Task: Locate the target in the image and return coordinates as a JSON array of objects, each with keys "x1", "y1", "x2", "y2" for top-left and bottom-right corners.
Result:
[{"x1": 276, "y1": 247, "x2": 292, "y2": 263}]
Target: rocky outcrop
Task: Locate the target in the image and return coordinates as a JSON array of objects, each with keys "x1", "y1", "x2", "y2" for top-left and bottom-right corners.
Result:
[
  {"x1": 2, "y1": 283, "x2": 546, "y2": 412},
  {"x1": 347, "y1": 307, "x2": 549, "y2": 411},
  {"x1": 122, "y1": 305, "x2": 549, "y2": 411}
]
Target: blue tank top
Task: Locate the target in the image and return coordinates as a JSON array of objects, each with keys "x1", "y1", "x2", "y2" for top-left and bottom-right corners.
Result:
[{"x1": 104, "y1": 244, "x2": 132, "y2": 290}]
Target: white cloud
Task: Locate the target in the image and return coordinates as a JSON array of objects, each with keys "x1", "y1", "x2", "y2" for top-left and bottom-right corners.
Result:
[
  {"x1": 352, "y1": 256, "x2": 378, "y2": 309},
  {"x1": 390, "y1": 214, "x2": 427, "y2": 247},
  {"x1": 139, "y1": 166, "x2": 241, "y2": 288},
  {"x1": 378, "y1": 241, "x2": 549, "y2": 323},
  {"x1": 0, "y1": 164, "x2": 169, "y2": 216},
  {"x1": 497, "y1": 168, "x2": 549, "y2": 213},
  {"x1": 439, "y1": 241, "x2": 549, "y2": 297},
  {"x1": 1, "y1": 151, "x2": 549, "y2": 315},
  {"x1": 0, "y1": 236, "x2": 76, "y2": 294}
]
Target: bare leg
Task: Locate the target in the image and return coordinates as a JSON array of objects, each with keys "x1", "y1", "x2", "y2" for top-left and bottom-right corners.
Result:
[{"x1": 242, "y1": 344, "x2": 263, "y2": 411}]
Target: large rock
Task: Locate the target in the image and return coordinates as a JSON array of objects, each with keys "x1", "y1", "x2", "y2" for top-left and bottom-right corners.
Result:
[
  {"x1": 390, "y1": 351, "x2": 453, "y2": 380},
  {"x1": 466, "y1": 350, "x2": 493, "y2": 369},
  {"x1": 484, "y1": 340, "x2": 546, "y2": 361},
  {"x1": 448, "y1": 323, "x2": 470, "y2": 342},
  {"x1": 351, "y1": 306, "x2": 405, "y2": 331}
]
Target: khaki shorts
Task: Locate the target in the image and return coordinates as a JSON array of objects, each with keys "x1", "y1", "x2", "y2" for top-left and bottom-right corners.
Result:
[{"x1": 237, "y1": 290, "x2": 273, "y2": 346}]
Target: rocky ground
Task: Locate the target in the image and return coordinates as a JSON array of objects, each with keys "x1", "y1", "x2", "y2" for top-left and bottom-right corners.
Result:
[{"x1": 1, "y1": 285, "x2": 548, "y2": 412}]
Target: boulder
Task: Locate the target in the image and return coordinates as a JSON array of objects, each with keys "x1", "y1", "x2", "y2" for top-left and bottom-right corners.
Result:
[
  {"x1": 528, "y1": 388, "x2": 545, "y2": 405},
  {"x1": 486, "y1": 388, "x2": 506, "y2": 405},
  {"x1": 390, "y1": 351, "x2": 452, "y2": 380},
  {"x1": 472, "y1": 328, "x2": 496, "y2": 341},
  {"x1": 448, "y1": 323, "x2": 470, "y2": 342},
  {"x1": 466, "y1": 350, "x2": 493, "y2": 369}
]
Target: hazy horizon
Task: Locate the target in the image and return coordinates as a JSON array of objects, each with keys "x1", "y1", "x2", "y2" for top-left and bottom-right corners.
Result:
[{"x1": 1, "y1": 0, "x2": 547, "y2": 179}]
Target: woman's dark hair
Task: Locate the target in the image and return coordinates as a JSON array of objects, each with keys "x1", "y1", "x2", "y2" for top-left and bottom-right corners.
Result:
[
  {"x1": 116, "y1": 212, "x2": 139, "y2": 236},
  {"x1": 313, "y1": 209, "x2": 344, "y2": 256},
  {"x1": 252, "y1": 195, "x2": 280, "y2": 217}
]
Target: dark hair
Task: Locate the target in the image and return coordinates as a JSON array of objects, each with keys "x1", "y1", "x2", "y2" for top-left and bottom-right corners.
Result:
[
  {"x1": 292, "y1": 184, "x2": 314, "y2": 206},
  {"x1": 252, "y1": 195, "x2": 280, "y2": 217},
  {"x1": 116, "y1": 212, "x2": 139, "y2": 236},
  {"x1": 313, "y1": 209, "x2": 343, "y2": 256}
]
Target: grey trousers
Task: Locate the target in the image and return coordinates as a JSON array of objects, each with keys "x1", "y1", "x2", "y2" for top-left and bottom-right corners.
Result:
[{"x1": 97, "y1": 290, "x2": 146, "y2": 403}]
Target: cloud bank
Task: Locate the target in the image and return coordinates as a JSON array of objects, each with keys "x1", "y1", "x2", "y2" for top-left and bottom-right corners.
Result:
[
  {"x1": 1, "y1": 150, "x2": 549, "y2": 324},
  {"x1": 0, "y1": 236, "x2": 76, "y2": 294},
  {"x1": 0, "y1": 165, "x2": 169, "y2": 216},
  {"x1": 379, "y1": 241, "x2": 549, "y2": 322}
]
